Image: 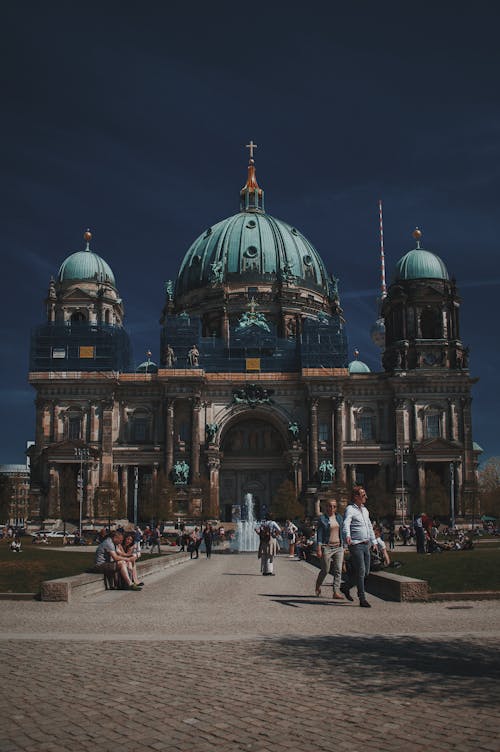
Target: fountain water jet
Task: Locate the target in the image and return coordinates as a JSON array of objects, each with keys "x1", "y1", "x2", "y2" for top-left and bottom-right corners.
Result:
[{"x1": 234, "y1": 492, "x2": 259, "y2": 551}]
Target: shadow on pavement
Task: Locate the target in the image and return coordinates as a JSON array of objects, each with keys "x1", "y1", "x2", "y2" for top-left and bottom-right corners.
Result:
[{"x1": 259, "y1": 634, "x2": 500, "y2": 708}]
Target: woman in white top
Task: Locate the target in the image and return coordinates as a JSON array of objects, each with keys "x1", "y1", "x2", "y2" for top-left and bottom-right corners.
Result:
[{"x1": 284, "y1": 519, "x2": 298, "y2": 558}]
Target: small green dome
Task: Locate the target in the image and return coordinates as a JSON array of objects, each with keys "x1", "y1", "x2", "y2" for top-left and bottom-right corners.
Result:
[
  {"x1": 395, "y1": 248, "x2": 449, "y2": 282},
  {"x1": 58, "y1": 236, "x2": 115, "y2": 286},
  {"x1": 348, "y1": 351, "x2": 371, "y2": 373},
  {"x1": 348, "y1": 359, "x2": 371, "y2": 374}
]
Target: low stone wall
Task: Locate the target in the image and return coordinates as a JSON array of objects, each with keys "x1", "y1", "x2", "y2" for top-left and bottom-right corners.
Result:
[
  {"x1": 367, "y1": 570, "x2": 428, "y2": 602},
  {"x1": 308, "y1": 554, "x2": 428, "y2": 602},
  {"x1": 41, "y1": 551, "x2": 190, "y2": 603}
]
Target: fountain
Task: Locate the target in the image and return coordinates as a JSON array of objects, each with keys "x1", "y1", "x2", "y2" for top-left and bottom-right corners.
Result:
[{"x1": 234, "y1": 492, "x2": 259, "y2": 552}]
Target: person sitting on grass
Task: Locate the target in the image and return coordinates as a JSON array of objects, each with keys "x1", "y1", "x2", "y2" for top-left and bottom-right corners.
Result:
[
  {"x1": 373, "y1": 525, "x2": 391, "y2": 568},
  {"x1": 94, "y1": 531, "x2": 142, "y2": 590},
  {"x1": 10, "y1": 536, "x2": 22, "y2": 553}
]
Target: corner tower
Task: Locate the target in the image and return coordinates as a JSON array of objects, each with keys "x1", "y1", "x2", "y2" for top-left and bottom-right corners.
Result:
[
  {"x1": 381, "y1": 229, "x2": 467, "y2": 372},
  {"x1": 30, "y1": 231, "x2": 132, "y2": 372}
]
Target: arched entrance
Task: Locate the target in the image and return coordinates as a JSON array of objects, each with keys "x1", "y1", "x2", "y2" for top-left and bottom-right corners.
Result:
[{"x1": 219, "y1": 416, "x2": 288, "y2": 522}]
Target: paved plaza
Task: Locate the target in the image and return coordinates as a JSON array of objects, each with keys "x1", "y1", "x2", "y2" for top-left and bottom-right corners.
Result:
[{"x1": 1, "y1": 553, "x2": 499, "y2": 751}]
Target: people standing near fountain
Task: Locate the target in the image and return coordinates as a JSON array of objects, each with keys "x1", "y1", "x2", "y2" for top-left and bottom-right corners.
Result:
[
  {"x1": 284, "y1": 519, "x2": 298, "y2": 558},
  {"x1": 256, "y1": 516, "x2": 281, "y2": 576},
  {"x1": 315, "y1": 499, "x2": 345, "y2": 599}
]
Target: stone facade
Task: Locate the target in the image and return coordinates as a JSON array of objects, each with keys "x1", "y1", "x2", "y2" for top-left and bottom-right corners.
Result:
[{"x1": 27, "y1": 160, "x2": 479, "y2": 525}]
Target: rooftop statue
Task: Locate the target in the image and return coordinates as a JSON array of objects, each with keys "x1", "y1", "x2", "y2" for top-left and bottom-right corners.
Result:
[
  {"x1": 164, "y1": 279, "x2": 174, "y2": 301},
  {"x1": 188, "y1": 344, "x2": 200, "y2": 367}
]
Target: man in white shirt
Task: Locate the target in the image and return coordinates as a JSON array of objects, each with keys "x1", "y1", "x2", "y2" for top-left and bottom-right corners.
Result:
[{"x1": 341, "y1": 486, "x2": 378, "y2": 608}]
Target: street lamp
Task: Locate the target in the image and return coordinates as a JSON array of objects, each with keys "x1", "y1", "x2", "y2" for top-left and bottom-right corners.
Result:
[
  {"x1": 450, "y1": 461, "x2": 456, "y2": 530},
  {"x1": 395, "y1": 446, "x2": 410, "y2": 524},
  {"x1": 75, "y1": 448, "x2": 90, "y2": 541},
  {"x1": 133, "y1": 466, "x2": 139, "y2": 527}
]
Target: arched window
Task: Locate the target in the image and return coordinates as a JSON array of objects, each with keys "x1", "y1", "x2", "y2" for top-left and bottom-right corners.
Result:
[
  {"x1": 425, "y1": 412, "x2": 441, "y2": 439},
  {"x1": 66, "y1": 410, "x2": 82, "y2": 440},
  {"x1": 131, "y1": 410, "x2": 151, "y2": 443},
  {"x1": 355, "y1": 408, "x2": 376, "y2": 442}
]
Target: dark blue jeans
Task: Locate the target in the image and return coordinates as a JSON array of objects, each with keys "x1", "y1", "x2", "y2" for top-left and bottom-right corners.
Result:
[{"x1": 346, "y1": 543, "x2": 371, "y2": 600}]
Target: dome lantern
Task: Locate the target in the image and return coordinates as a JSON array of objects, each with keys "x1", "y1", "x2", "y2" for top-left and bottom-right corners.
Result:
[{"x1": 240, "y1": 141, "x2": 265, "y2": 213}]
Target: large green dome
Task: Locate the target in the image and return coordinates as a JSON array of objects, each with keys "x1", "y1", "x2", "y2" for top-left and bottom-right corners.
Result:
[
  {"x1": 176, "y1": 211, "x2": 330, "y2": 297},
  {"x1": 394, "y1": 247, "x2": 449, "y2": 282},
  {"x1": 58, "y1": 234, "x2": 115, "y2": 286}
]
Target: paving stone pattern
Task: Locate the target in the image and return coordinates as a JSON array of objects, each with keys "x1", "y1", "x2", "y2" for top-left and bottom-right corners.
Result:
[{"x1": 1, "y1": 554, "x2": 499, "y2": 751}]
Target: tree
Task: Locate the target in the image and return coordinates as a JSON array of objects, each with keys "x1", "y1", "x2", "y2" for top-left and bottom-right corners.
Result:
[
  {"x1": 0, "y1": 475, "x2": 12, "y2": 523},
  {"x1": 364, "y1": 476, "x2": 394, "y2": 521},
  {"x1": 424, "y1": 470, "x2": 449, "y2": 519},
  {"x1": 478, "y1": 457, "x2": 500, "y2": 519},
  {"x1": 142, "y1": 470, "x2": 176, "y2": 523},
  {"x1": 59, "y1": 465, "x2": 78, "y2": 522},
  {"x1": 271, "y1": 479, "x2": 304, "y2": 521}
]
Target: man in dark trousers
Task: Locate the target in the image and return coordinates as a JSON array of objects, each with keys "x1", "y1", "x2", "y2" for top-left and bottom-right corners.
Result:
[{"x1": 342, "y1": 486, "x2": 378, "y2": 608}]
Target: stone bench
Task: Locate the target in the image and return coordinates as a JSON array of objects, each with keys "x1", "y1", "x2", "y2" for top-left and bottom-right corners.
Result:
[
  {"x1": 41, "y1": 551, "x2": 190, "y2": 603},
  {"x1": 366, "y1": 570, "x2": 428, "y2": 602}
]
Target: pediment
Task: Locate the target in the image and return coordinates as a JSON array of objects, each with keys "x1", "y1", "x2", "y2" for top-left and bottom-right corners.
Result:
[
  {"x1": 61, "y1": 287, "x2": 96, "y2": 301},
  {"x1": 414, "y1": 437, "x2": 461, "y2": 460},
  {"x1": 45, "y1": 441, "x2": 99, "y2": 461}
]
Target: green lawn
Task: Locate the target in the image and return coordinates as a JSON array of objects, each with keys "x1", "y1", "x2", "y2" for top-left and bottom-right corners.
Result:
[
  {"x1": 391, "y1": 546, "x2": 500, "y2": 592},
  {"x1": 0, "y1": 541, "x2": 95, "y2": 593},
  {"x1": 0, "y1": 540, "x2": 162, "y2": 593}
]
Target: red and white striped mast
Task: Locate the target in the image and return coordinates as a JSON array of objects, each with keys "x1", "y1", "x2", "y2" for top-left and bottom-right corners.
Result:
[{"x1": 378, "y1": 198, "x2": 387, "y2": 300}]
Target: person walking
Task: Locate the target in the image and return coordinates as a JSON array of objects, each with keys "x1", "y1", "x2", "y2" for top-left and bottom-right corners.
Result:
[
  {"x1": 256, "y1": 517, "x2": 281, "y2": 576},
  {"x1": 202, "y1": 524, "x2": 213, "y2": 559},
  {"x1": 314, "y1": 499, "x2": 345, "y2": 599},
  {"x1": 284, "y1": 519, "x2": 298, "y2": 558},
  {"x1": 341, "y1": 486, "x2": 378, "y2": 608}
]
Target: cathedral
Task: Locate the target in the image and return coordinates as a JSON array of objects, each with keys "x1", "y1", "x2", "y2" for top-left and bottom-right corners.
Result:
[{"x1": 28, "y1": 150, "x2": 478, "y2": 526}]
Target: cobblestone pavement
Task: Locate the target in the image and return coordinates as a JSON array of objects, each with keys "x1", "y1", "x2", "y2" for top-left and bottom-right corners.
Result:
[{"x1": 1, "y1": 554, "x2": 499, "y2": 751}]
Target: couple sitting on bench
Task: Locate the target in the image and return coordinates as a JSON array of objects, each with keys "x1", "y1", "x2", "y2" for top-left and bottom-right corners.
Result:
[{"x1": 95, "y1": 530, "x2": 143, "y2": 591}]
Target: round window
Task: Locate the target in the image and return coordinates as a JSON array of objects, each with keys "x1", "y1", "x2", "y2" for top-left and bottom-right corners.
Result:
[
  {"x1": 245, "y1": 246, "x2": 258, "y2": 258},
  {"x1": 303, "y1": 255, "x2": 313, "y2": 266},
  {"x1": 246, "y1": 220, "x2": 257, "y2": 228}
]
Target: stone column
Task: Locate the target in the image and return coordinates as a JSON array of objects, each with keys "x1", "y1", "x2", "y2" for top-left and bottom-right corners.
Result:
[
  {"x1": 100, "y1": 399, "x2": 114, "y2": 484},
  {"x1": 48, "y1": 464, "x2": 60, "y2": 518},
  {"x1": 82, "y1": 410, "x2": 89, "y2": 443},
  {"x1": 166, "y1": 400, "x2": 175, "y2": 475},
  {"x1": 333, "y1": 397, "x2": 345, "y2": 485},
  {"x1": 417, "y1": 462, "x2": 426, "y2": 506},
  {"x1": 223, "y1": 307, "x2": 230, "y2": 344},
  {"x1": 121, "y1": 466, "x2": 129, "y2": 520},
  {"x1": 309, "y1": 398, "x2": 319, "y2": 480},
  {"x1": 191, "y1": 397, "x2": 201, "y2": 480}
]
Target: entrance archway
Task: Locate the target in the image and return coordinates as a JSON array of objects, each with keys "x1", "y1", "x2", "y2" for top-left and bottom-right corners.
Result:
[{"x1": 219, "y1": 416, "x2": 288, "y2": 522}]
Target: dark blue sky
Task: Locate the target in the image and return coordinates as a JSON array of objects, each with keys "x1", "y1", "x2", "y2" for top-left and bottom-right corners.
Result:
[{"x1": 1, "y1": 1, "x2": 498, "y2": 463}]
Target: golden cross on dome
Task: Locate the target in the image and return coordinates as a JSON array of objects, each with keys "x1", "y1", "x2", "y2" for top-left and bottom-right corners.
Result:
[{"x1": 245, "y1": 140, "x2": 258, "y2": 159}]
